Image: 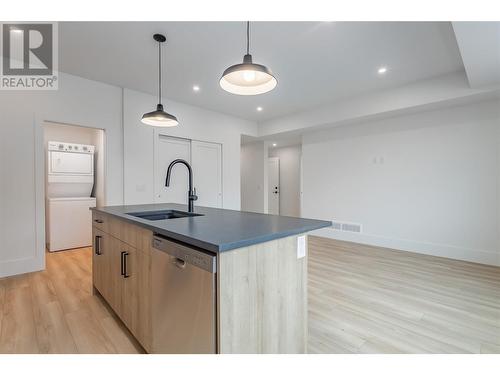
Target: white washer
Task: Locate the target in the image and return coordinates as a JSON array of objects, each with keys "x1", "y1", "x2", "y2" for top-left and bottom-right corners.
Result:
[
  {"x1": 47, "y1": 197, "x2": 96, "y2": 251},
  {"x1": 46, "y1": 141, "x2": 96, "y2": 252}
]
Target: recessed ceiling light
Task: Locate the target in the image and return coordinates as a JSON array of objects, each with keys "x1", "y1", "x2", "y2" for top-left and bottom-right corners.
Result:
[
  {"x1": 193, "y1": 85, "x2": 200, "y2": 92},
  {"x1": 256, "y1": 106, "x2": 263, "y2": 112},
  {"x1": 272, "y1": 143, "x2": 277, "y2": 147},
  {"x1": 377, "y1": 66, "x2": 388, "y2": 74}
]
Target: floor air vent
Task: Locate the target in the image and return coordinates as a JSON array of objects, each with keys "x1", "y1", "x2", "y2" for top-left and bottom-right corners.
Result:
[
  {"x1": 331, "y1": 222, "x2": 342, "y2": 230},
  {"x1": 331, "y1": 221, "x2": 362, "y2": 233}
]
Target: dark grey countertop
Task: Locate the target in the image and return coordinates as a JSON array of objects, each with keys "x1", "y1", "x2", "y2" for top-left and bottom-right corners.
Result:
[{"x1": 91, "y1": 203, "x2": 331, "y2": 253}]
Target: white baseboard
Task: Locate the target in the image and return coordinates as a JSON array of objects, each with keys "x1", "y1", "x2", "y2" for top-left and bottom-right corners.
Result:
[
  {"x1": 311, "y1": 228, "x2": 500, "y2": 267},
  {"x1": 0, "y1": 256, "x2": 45, "y2": 278}
]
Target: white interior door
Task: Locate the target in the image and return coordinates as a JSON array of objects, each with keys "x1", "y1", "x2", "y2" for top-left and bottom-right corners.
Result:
[
  {"x1": 268, "y1": 157, "x2": 280, "y2": 215},
  {"x1": 155, "y1": 135, "x2": 191, "y2": 204},
  {"x1": 191, "y1": 140, "x2": 222, "y2": 208}
]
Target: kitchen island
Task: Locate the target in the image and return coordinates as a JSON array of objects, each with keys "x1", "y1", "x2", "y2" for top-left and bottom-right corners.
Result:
[{"x1": 90, "y1": 203, "x2": 331, "y2": 354}]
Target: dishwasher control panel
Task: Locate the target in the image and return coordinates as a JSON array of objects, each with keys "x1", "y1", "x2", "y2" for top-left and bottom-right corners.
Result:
[{"x1": 153, "y1": 235, "x2": 216, "y2": 273}]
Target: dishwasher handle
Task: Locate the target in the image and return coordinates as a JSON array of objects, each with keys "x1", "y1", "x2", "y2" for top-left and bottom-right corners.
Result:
[
  {"x1": 153, "y1": 235, "x2": 216, "y2": 273},
  {"x1": 174, "y1": 258, "x2": 186, "y2": 269}
]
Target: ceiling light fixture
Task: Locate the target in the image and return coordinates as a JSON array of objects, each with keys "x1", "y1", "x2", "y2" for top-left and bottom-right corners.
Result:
[
  {"x1": 141, "y1": 34, "x2": 179, "y2": 127},
  {"x1": 377, "y1": 66, "x2": 388, "y2": 74},
  {"x1": 220, "y1": 21, "x2": 277, "y2": 95},
  {"x1": 193, "y1": 85, "x2": 200, "y2": 92},
  {"x1": 272, "y1": 143, "x2": 277, "y2": 147},
  {"x1": 256, "y1": 106, "x2": 263, "y2": 112}
]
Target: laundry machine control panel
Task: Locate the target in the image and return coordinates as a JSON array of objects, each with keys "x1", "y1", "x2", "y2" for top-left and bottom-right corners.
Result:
[{"x1": 48, "y1": 141, "x2": 95, "y2": 154}]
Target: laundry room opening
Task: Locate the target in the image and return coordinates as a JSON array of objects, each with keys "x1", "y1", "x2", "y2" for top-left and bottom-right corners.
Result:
[{"x1": 43, "y1": 122, "x2": 106, "y2": 253}]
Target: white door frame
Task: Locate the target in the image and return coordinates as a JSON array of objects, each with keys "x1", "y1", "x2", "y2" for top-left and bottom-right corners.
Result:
[{"x1": 34, "y1": 119, "x2": 107, "y2": 274}]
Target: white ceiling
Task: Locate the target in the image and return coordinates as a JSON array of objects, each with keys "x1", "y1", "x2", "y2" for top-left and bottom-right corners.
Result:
[
  {"x1": 59, "y1": 22, "x2": 464, "y2": 122},
  {"x1": 452, "y1": 22, "x2": 500, "y2": 88}
]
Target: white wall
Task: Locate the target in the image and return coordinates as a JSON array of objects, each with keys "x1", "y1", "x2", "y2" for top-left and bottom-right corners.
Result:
[
  {"x1": 123, "y1": 89, "x2": 257, "y2": 209},
  {"x1": 0, "y1": 73, "x2": 123, "y2": 278},
  {"x1": 269, "y1": 145, "x2": 302, "y2": 217},
  {"x1": 0, "y1": 74, "x2": 257, "y2": 278},
  {"x1": 241, "y1": 141, "x2": 267, "y2": 213},
  {"x1": 302, "y1": 100, "x2": 500, "y2": 266}
]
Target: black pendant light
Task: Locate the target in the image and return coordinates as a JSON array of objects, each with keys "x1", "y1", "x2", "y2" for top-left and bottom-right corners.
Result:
[
  {"x1": 220, "y1": 22, "x2": 277, "y2": 95},
  {"x1": 141, "y1": 34, "x2": 179, "y2": 127}
]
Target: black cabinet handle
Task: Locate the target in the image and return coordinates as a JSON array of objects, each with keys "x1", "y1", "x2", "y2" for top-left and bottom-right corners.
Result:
[
  {"x1": 124, "y1": 252, "x2": 129, "y2": 278},
  {"x1": 120, "y1": 251, "x2": 129, "y2": 278},
  {"x1": 120, "y1": 251, "x2": 125, "y2": 276},
  {"x1": 94, "y1": 219, "x2": 104, "y2": 224},
  {"x1": 95, "y1": 236, "x2": 102, "y2": 255}
]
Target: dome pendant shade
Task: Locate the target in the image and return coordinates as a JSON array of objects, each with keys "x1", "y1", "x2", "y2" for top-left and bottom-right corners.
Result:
[
  {"x1": 141, "y1": 104, "x2": 179, "y2": 127},
  {"x1": 220, "y1": 22, "x2": 277, "y2": 96},
  {"x1": 220, "y1": 54, "x2": 277, "y2": 95},
  {"x1": 141, "y1": 33, "x2": 179, "y2": 127}
]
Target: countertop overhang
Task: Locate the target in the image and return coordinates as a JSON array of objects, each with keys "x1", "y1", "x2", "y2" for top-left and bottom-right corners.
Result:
[{"x1": 91, "y1": 203, "x2": 332, "y2": 253}]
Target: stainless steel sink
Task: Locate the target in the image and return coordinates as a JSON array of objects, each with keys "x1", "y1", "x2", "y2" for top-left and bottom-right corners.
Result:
[{"x1": 126, "y1": 210, "x2": 204, "y2": 221}]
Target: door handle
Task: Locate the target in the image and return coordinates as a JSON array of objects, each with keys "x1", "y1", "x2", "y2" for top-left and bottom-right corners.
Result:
[
  {"x1": 121, "y1": 251, "x2": 130, "y2": 278},
  {"x1": 94, "y1": 219, "x2": 104, "y2": 224},
  {"x1": 95, "y1": 236, "x2": 102, "y2": 255}
]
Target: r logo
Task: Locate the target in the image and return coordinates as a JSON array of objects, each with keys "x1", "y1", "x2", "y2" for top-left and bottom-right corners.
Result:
[{"x1": 2, "y1": 23, "x2": 53, "y2": 76}]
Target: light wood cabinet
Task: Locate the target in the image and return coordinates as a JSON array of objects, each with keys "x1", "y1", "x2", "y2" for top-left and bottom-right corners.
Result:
[
  {"x1": 92, "y1": 228, "x2": 112, "y2": 303},
  {"x1": 92, "y1": 213, "x2": 152, "y2": 352}
]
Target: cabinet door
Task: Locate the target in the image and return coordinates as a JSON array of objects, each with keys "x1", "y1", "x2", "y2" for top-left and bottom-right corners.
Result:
[
  {"x1": 92, "y1": 228, "x2": 111, "y2": 299},
  {"x1": 119, "y1": 245, "x2": 152, "y2": 351},
  {"x1": 107, "y1": 237, "x2": 125, "y2": 315},
  {"x1": 134, "y1": 249, "x2": 152, "y2": 351},
  {"x1": 93, "y1": 226, "x2": 152, "y2": 352},
  {"x1": 119, "y1": 242, "x2": 138, "y2": 333}
]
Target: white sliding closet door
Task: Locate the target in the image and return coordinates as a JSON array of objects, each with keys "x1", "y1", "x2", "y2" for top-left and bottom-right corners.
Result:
[
  {"x1": 155, "y1": 135, "x2": 191, "y2": 204},
  {"x1": 191, "y1": 140, "x2": 222, "y2": 208}
]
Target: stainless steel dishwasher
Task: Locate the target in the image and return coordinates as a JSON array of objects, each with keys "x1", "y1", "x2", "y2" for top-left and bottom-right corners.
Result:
[{"x1": 152, "y1": 235, "x2": 217, "y2": 354}]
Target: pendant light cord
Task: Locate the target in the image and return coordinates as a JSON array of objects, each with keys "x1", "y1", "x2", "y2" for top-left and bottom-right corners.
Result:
[
  {"x1": 158, "y1": 41, "x2": 162, "y2": 104},
  {"x1": 246, "y1": 21, "x2": 250, "y2": 55}
]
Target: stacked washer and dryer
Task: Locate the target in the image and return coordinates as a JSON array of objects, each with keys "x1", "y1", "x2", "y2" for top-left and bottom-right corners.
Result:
[{"x1": 46, "y1": 141, "x2": 97, "y2": 252}]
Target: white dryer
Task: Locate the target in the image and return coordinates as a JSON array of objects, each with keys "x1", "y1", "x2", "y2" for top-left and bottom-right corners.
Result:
[
  {"x1": 47, "y1": 141, "x2": 95, "y2": 197},
  {"x1": 46, "y1": 141, "x2": 97, "y2": 252}
]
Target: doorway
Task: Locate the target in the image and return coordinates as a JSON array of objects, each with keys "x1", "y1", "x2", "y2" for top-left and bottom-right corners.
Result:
[
  {"x1": 42, "y1": 122, "x2": 106, "y2": 252},
  {"x1": 268, "y1": 145, "x2": 302, "y2": 217}
]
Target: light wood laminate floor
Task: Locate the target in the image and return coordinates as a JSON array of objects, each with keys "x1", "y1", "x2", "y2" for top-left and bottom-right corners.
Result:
[
  {"x1": 308, "y1": 237, "x2": 500, "y2": 353},
  {"x1": 0, "y1": 247, "x2": 144, "y2": 354},
  {"x1": 0, "y1": 238, "x2": 499, "y2": 353}
]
